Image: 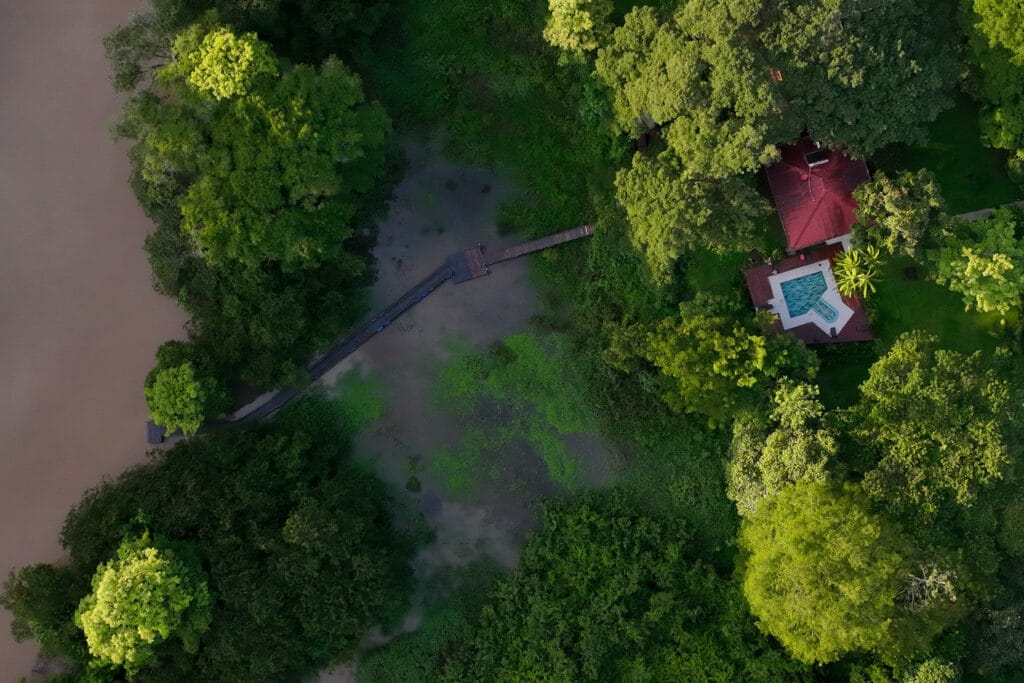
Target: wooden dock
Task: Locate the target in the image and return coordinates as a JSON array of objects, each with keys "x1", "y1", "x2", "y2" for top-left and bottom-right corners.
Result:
[
  {"x1": 446, "y1": 245, "x2": 488, "y2": 283},
  {"x1": 148, "y1": 223, "x2": 596, "y2": 440},
  {"x1": 486, "y1": 224, "x2": 594, "y2": 265}
]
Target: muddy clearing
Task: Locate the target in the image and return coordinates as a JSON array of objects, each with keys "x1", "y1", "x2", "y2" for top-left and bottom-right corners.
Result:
[{"x1": 318, "y1": 144, "x2": 617, "y2": 681}]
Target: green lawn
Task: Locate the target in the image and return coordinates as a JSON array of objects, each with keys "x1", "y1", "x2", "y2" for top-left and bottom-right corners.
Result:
[
  {"x1": 816, "y1": 255, "x2": 1005, "y2": 408},
  {"x1": 685, "y1": 249, "x2": 748, "y2": 299},
  {"x1": 872, "y1": 256, "x2": 1005, "y2": 353},
  {"x1": 871, "y1": 95, "x2": 1022, "y2": 214}
]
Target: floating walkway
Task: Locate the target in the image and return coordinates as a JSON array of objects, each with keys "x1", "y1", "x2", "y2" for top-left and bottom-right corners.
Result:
[{"x1": 148, "y1": 224, "x2": 595, "y2": 441}]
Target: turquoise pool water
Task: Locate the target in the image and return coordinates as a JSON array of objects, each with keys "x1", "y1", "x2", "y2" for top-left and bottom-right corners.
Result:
[
  {"x1": 780, "y1": 271, "x2": 830, "y2": 318},
  {"x1": 812, "y1": 298, "x2": 839, "y2": 323}
]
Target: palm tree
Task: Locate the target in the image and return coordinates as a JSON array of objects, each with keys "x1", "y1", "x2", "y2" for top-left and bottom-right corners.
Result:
[{"x1": 833, "y1": 245, "x2": 882, "y2": 299}]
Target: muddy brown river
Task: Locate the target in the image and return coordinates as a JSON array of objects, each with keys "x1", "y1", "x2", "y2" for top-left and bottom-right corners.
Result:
[{"x1": 0, "y1": 1, "x2": 185, "y2": 676}]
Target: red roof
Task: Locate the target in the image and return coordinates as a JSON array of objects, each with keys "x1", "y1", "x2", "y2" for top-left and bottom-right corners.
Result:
[{"x1": 765, "y1": 139, "x2": 871, "y2": 252}]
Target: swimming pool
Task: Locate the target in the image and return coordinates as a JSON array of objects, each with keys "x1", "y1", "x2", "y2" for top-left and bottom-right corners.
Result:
[
  {"x1": 812, "y1": 298, "x2": 839, "y2": 323},
  {"x1": 780, "y1": 271, "x2": 828, "y2": 317}
]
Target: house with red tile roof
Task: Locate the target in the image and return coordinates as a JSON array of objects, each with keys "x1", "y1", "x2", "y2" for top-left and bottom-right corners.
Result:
[
  {"x1": 764, "y1": 138, "x2": 871, "y2": 252},
  {"x1": 742, "y1": 139, "x2": 875, "y2": 344}
]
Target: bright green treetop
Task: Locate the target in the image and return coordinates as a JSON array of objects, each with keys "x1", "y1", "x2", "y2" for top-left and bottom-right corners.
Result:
[
  {"x1": 739, "y1": 481, "x2": 908, "y2": 664},
  {"x1": 934, "y1": 208, "x2": 1024, "y2": 318},
  {"x1": 177, "y1": 55, "x2": 389, "y2": 270},
  {"x1": 74, "y1": 536, "x2": 211, "y2": 672},
  {"x1": 645, "y1": 296, "x2": 817, "y2": 422},
  {"x1": 121, "y1": 20, "x2": 390, "y2": 272},
  {"x1": 614, "y1": 151, "x2": 770, "y2": 282},
  {"x1": 595, "y1": 0, "x2": 955, "y2": 178},
  {"x1": 183, "y1": 26, "x2": 278, "y2": 99},
  {"x1": 964, "y1": 1, "x2": 1024, "y2": 178},
  {"x1": 853, "y1": 169, "x2": 946, "y2": 257},
  {"x1": 144, "y1": 362, "x2": 210, "y2": 436},
  {"x1": 760, "y1": 0, "x2": 957, "y2": 154},
  {"x1": 595, "y1": 4, "x2": 783, "y2": 179},
  {"x1": 543, "y1": 0, "x2": 613, "y2": 56},
  {"x1": 851, "y1": 331, "x2": 1011, "y2": 515},
  {"x1": 833, "y1": 245, "x2": 882, "y2": 299},
  {"x1": 974, "y1": 0, "x2": 1024, "y2": 64},
  {"x1": 727, "y1": 380, "x2": 835, "y2": 516}
]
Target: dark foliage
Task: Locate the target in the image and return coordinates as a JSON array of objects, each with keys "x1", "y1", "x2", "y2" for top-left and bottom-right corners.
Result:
[{"x1": 3, "y1": 400, "x2": 414, "y2": 680}]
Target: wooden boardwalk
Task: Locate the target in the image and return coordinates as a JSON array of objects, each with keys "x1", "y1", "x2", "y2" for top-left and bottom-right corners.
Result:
[
  {"x1": 146, "y1": 222, "x2": 593, "y2": 440},
  {"x1": 486, "y1": 224, "x2": 594, "y2": 265},
  {"x1": 148, "y1": 224, "x2": 596, "y2": 441},
  {"x1": 446, "y1": 245, "x2": 488, "y2": 283},
  {"x1": 955, "y1": 199, "x2": 1024, "y2": 223}
]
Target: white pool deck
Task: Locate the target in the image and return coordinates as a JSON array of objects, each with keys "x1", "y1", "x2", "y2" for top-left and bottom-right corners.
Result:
[{"x1": 766, "y1": 259, "x2": 854, "y2": 336}]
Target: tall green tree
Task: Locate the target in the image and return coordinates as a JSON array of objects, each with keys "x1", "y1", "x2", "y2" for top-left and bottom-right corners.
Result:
[
  {"x1": 5, "y1": 399, "x2": 414, "y2": 680},
  {"x1": 594, "y1": 0, "x2": 956, "y2": 176},
  {"x1": 116, "y1": 17, "x2": 393, "y2": 387},
  {"x1": 129, "y1": 20, "x2": 390, "y2": 271},
  {"x1": 594, "y1": 4, "x2": 785, "y2": 179},
  {"x1": 614, "y1": 151, "x2": 770, "y2": 281},
  {"x1": 739, "y1": 481, "x2": 911, "y2": 664},
  {"x1": 973, "y1": 0, "x2": 1024, "y2": 63},
  {"x1": 543, "y1": 0, "x2": 613, "y2": 57},
  {"x1": 933, "y1": 208, "x2": 1024, "y2": 318},
  {"x1": 760, "y1": 0, "x2": 958, "y2": 154},
  {"x1": 644, "y1": 296, "x2": 817, "y2": 423},
  {"x1": 145, "y1": 361, "x2": 229, "y2": 436},
  {"x1": 441, "y1": 494, "x2": 808, "y2": 681},
  {"x1": 1, "y1": 565, "x2": 88, "y2": 662},
  {"x1": 849, "y1": 331, "x2": 1011, "y2": 515},
  {"x1": 104, "y1": 0, "x2": 389, "y2": 89},
  {"x1": 963, "y1": 0, "x2": 1024, "y2": 178},
  {"x1": 852, "y1": 170, "x2": 947, "y2": 257},
  {"x1": 727, "y1": 380, "x2": 836, "y2": 516},
  {"x1": 74, "y1": 535, "x2": 212, "y2": 673}
]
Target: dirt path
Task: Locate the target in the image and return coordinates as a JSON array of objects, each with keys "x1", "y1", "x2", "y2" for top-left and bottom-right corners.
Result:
[{"x1": 0, "y1": 2, "x2": 185, "y2": 676}]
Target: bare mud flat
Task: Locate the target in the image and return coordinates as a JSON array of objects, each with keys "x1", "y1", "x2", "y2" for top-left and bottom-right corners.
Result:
[{"x1": 0, "y1": 1, "x2": 185, "y2": 676}]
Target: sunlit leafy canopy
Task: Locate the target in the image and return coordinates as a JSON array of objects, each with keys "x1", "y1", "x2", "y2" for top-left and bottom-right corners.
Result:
[
  {"x1": 973, "y1": 0, "x2": 1024, "y2": 64},
  {"x1": 73, "y1": 535, "x2": 211, "y2": 673},
  {"x1": 933, "y1": 208, "x2": 1024, "y2": 317},
  {"x1": 727, "y1": 380, "x2": 836, "y2": 516},
  {"x1": 760, "y1": 0, "x2": 958, "y2": 154},
  {"x1": 168, "y1": 25, "x2": 279, "y2": 100},
  {"x1": 614, "y1": 151, "x2": 770, "y2": 282},
  {"x1": 144, "y1": 362, "x2": 211, "y2": 436},
  {"x1": 849, "y1": 331, "x2": 1012, "y2": 515},
  {"x1": 852, "y1": 169, "x2": 946, "y2": 257},
  {"x1": 739, "y1": 481, "x2": 908, "y2": 664},
  {"x1": 644, "y1": 295, "x2": 818, "y2": 422},
  {"x1": 103, "y1": 0, "x2": 390, "y2": 91},
  {"x1": 963, "y1": 1, "x2": 1024, "y2": 178},
  {"x1": 595, "y1": 0, "x2": 956, "y2": 179},
  {"x1": 57, "y1": 399, "x2": 414, "y2": 678},
  {"x1": 543, "y1": 0, "x2": 613, "y2": 56},
  {"x1": 131, "y1": 19, "x2": 390, "y2": 271},
  {"x1": 595, "y1": 3, "x2": 784, "y2": 179},
  {"x1": 115, "y1": 16, "x2": 392, "y2": 386},
  {"x1": 833, "y1": 245, "x2": 882, "y2": 299}
]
